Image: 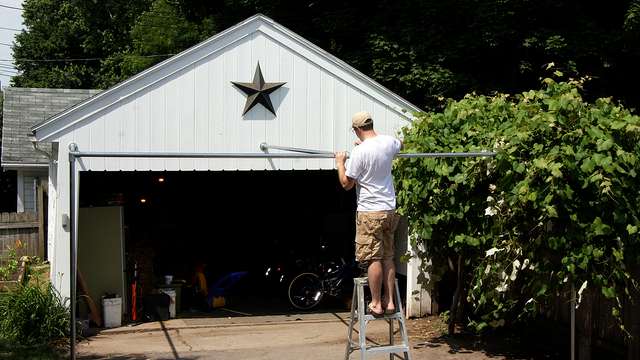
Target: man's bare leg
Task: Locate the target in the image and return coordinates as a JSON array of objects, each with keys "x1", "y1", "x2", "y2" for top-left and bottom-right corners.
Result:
[
  {"x1": 382, "y1": 259, "x2": 396, "y2": 313},
  {"x1": 368, "y1": 260, "x2": 384, "y2": 314}
]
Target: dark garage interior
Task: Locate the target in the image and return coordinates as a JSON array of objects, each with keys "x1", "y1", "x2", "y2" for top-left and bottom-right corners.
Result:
[{"x1": 79, "y1": 170, "x2": 361, "y2": 321}]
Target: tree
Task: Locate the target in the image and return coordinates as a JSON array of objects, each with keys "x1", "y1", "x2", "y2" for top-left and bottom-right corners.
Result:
[
  {"x1": 11, "y1": 1, "x2": 640, "y2": 110},
  {"x1": 12, "y1": 0, "x2": 96, "y2": 88},
  {"x1": 12, "y1": 0, "x2": 153, "y2": 89},
  {"x1": 109, "y1": 0, "x2": 216, "y2": 85}
]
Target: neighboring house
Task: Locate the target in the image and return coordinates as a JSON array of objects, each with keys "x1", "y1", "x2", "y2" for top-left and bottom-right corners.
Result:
[
  {"x1": 1, "y1": 88, "x2": 100, "y2": 214},
  {"x1": 1, "y1": 88, "x2": 101, "y2": 262}
]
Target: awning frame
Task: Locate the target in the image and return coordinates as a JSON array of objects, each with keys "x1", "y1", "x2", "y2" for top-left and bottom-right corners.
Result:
[{"x1": 66, "y1": 142, "x2": 496, "y2": 360}]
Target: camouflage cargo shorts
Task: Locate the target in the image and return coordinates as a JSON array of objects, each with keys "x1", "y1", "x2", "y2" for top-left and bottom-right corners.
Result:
[{"x1": 355, "y1": 211, "x2": 400, "y2": 262}]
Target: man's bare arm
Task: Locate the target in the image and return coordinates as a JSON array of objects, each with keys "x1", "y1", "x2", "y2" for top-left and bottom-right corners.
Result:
[{"x1": 335, "y1": 151, "x2": 356, "y2": 190}]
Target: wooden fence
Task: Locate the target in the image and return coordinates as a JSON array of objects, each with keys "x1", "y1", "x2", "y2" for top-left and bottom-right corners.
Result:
[
  {"x1": 569, "y1": 266, "x2": 640, "y2": 360},
  {"x1": 0, "y1": 212, "x2": 42, "y2": 266},
  {"x1": 438, "y1": 265, "x2": 639, "y2": 359}
]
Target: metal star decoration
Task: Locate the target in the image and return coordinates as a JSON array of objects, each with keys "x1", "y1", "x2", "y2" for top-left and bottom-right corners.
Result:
[{"x1": 231, "y1": 62, "x2": 286, "y2": 116}]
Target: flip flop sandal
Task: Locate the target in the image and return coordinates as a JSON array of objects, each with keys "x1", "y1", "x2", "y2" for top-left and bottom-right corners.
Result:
[{"x1": 368, "y1": 303, "x2": 384, "y2": 317}]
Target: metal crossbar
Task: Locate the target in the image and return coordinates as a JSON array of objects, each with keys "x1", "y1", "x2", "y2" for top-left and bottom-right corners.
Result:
[
  {"x1": 71, "y1": 151, "x2": 336, "y2": 158},
  {"x1": 260, "y1": 143, "x2": 497, "y2": 158},
  {"x1": 260, "y1": 142, "x2": 334, "y2": 155}
]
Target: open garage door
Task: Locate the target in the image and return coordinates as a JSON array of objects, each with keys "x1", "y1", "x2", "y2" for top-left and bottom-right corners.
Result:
[{"x1": 79, "y1": 170, "x2": 369, "y2": 319}]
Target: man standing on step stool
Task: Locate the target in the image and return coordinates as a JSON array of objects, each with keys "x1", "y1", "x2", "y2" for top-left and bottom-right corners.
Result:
[{"x1": 335, "y1": 111, "x2": 402, "y2": 317}]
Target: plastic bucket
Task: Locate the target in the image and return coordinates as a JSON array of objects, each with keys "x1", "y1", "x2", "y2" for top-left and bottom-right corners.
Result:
[{"x1": 102, "y1": 297, "x2": 122, "y2": 328}]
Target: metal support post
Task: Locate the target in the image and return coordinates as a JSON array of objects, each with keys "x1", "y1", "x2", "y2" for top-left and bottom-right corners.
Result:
[{"x1": 69, "y1": 143, "x2": 79, "y2": 360}]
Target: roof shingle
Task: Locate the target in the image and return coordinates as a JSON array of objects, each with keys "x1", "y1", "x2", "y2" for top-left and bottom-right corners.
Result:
[{"x1": 1, "y1": 87, "x2": 101, "y2": 167}]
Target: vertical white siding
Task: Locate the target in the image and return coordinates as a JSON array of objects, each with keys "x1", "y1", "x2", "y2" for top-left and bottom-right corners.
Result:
[
  {"x1": 291, "y1": 52, "x2": 308, "y2": 170},
  {"x1": 64, "y1": 26, "x2": 412, "y2": 173},
  {"x1": 136, "y1": 90, "x2": 152, "y2": 170},
  {"x1": 307, "y1": 64, "x2": 322, "y2": 170},
  {"x1": 150, "y1": 84, "x2": 165, "y2": 171},
  {"x1": 194, "y1": 61, "x2": 210, "y2": 171},
  {"x1": 89, "y1": 113, "x2": 105, "y2": 171},
  {"x1": 164, "y1": 75, "x2": 180, "y2": 171},
  {"x1": 121, "y1": 100, "x2": 137, "y2": 171},
  {"x1": 223, "y1": 40, "x2": 239, "y2": 170},
  {"x1": 237, "y1": 32, "x2": 259, "y2": 171},
  {"x1": 208, "y1": 53, "x2": 224, "y2": 171},
  {"x1": 179, "y1": 67, "x2": 196, "y2": 170},
  {"x1": 47, "y1": 157, "x2": 57, "y2": 264}
]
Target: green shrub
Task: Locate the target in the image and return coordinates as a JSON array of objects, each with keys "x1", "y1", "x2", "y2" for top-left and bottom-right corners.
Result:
[
  {"x1": 0, "y1": 241, "x2": 22, "y2": 281},
  {"x1": 395, "y1": 75, "x2": 640, "y2": 332},
  {"x1": 0, "y1": 282, "x2": 69, "y2": 347},
  {"x1": 0, "y1": 341, "x2": 63, "y2": 360}
]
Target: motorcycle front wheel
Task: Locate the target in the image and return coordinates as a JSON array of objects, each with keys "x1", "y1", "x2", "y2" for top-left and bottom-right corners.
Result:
[{"x1": 288, "y1": 272, "x2": 324, "y2": 310}]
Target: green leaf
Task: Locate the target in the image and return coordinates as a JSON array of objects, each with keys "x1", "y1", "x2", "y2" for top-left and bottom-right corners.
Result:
[
  {"x1": 611, "y1": 121, "x2": 626, "y2": 130},
  {"x1": 536, "y1": 284, "x2": 548, "y2": 296},
  {"x1": 602, "y1": 286, "x2": 616, "y2": 299},
  {"x1": 596, "y1": 139, "x2": 614, "y2": 152},
  {"x1": 563, "y1": 185, "x2": 574, "y2": 199},
  {"x1": 580, "y1": 158, "x2": 595, "y2": 173},
  {"x1": 613, "y1": 248, "x2": 624, "y2": 262},
  {"x1": 550, "y1": 163, "x2": 563, "y2": 177},
  {"x1": 474, "y1": 321, "x2": 489, "y2": 332},
  {"x1": 627, "y1": 225, "x2": 638, "y2": 235},
  {"x1": 593, "y1": 248, "x2": 604, "y2": 258},
  {"x1": 612, "y1": 307, "x2": 620, "y2": 318},
  {"x1": 533, "y1": 158, "x2": 548, "y2": 169},
  {"x1": 591, "y1": 217, "x2": 611, "y2": 236},
  {"x1": 587, "y1": 126, "x2": 605, "y2": 139}
]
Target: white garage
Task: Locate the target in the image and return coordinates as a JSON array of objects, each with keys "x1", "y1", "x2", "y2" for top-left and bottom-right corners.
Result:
[{"x1": 31, "y1": 14, "x2": 431, "y2": 322}]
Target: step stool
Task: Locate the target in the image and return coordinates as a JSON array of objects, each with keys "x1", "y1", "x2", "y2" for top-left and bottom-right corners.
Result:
[{"x1": 344, "y1": 277, "x2": 412, "y2": 360}]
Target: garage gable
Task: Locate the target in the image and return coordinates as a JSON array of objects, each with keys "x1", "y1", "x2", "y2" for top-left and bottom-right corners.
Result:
[{"x1": 32, "y1": 14, "x2": 419, "y2": 171}]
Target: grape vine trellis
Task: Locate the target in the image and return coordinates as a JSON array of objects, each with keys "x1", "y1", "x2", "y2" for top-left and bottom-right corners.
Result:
[{"x1": 395, "y1": 76, "x2": 640, "y2": 334}]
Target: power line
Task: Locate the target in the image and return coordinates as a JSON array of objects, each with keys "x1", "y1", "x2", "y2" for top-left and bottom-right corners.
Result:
[
  {"x1": 0, "y1": 3, "x2": 22, "y2": 10},
  {"x1": 0, "y1": 26, "x2": 21, "y2": 32},
  {"x1": 0, "y1": 42, "x2": 13, "y2": 47},
  {"x1": 0, "y1": 53, "x2": 175, "y2": 62}
]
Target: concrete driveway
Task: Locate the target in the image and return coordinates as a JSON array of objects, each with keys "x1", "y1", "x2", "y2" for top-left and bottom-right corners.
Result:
[{"x1": 77, "y1": 312, "x2": 516, "y2": 360}]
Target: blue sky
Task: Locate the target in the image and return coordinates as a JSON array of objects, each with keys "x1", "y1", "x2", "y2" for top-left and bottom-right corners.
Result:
[{"x1": 0, "y1": 1, "x2": 24, "y2": 89}]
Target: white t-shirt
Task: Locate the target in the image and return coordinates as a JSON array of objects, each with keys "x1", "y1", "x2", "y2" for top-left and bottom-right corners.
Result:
[{"x1": 345, "y1": 135, "x2": 402, "y2": 211}]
